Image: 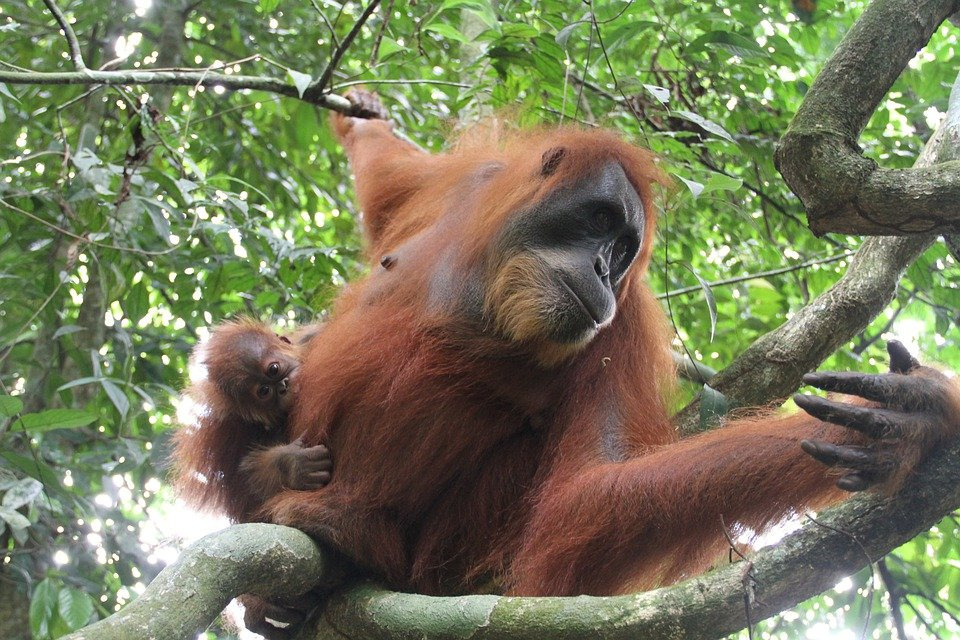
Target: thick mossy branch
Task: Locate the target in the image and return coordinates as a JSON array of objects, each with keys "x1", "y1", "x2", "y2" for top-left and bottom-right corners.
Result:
[
  {"x1": 63, "y1": 524, "x2": 326, "y2": 640},
  {"x1": 299, "y1": 438, "x2": 960, "y2": 640},
  {"x1": 676, "y1": 70, "x2": 960, "y2": 433},
  {"x1": 775, "y1": 0, "x2": 960, "y2": 235}
]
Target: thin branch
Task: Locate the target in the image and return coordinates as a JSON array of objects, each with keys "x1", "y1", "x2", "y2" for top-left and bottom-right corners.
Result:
[
  {"x1": 905, "y1": 590, "x2": 960, "y2": 628},
  {"x1": 332, "y1": 78, "x2": 473, "y2": 90},
  {"x1": 656, "y1": 251, "x2": 855, "y2": 299},
  {"x1": 903, "y1": 596, "x2": 944, "y2": 640},
  {"x1": 369, "y1": 0, "x2": 394, "y2": 64},
  {"x1": 0, "y1": 68, "x2": 353, "y2": 112},
  {"x1": 41, "y1": 0, "x2": 86, "y2": 70},
  {"x1": 852, "y1": 293, "x2": 912, "y2": 356},
  {"x1": 311, "y1": 0, "x2": 382, "y2": 98},
  {"x1": 877, "y1": 559, "x2": 909, "y2": 640},
  {"x1": 310, "y1": 0, "x2": 341, "y2": 52},
  {"x1": 1, "y1": 197, "x2": 182, "y2": 257}
]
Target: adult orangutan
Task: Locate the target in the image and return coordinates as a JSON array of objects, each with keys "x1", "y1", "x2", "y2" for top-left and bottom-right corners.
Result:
[{"x1": 239, "y1": 93, "x2": 958, "y2": 631}]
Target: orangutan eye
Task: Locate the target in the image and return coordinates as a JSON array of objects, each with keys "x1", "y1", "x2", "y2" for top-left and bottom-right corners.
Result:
[
  {"x1": 257, "y1": 385, "x2": 271, "y2": 398},
  {"x1": 267, "y1": 362, "x2": 281, "y2": 378},
  {"x1": 592, "y1": 208, "x2": 614, "y2": 234}
]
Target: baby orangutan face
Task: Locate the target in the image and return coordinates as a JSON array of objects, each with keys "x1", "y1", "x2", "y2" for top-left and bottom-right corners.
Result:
[
  {"x1": 200, "y1": 321, "x2": 303, "y2": 429},
  {"x1": 248, "y1": 334, "x2": 299, "y2": 421}
]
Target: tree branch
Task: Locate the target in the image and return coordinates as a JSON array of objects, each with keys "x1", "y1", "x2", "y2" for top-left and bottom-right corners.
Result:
[
  {"x1": 0, "y1": 68, "x2": 358, "y2": 112},
  {"x1": 63, "y1": 442, "x2": 960, "y2": 640},
  {"x1": 309, "y1": 0, "x2": 382, "y2": 100},
  {"x1": 62, "y1": 524, "x2": 328, "y2": 640},
  {"x1": 877, "y1": 559, "x2": 909, "y2": 640},
  {"x1": 656, "y1": 251, "x2": 855, "y2": 299},
  {"x1": 775, "y1": 0, "x2": 960, "y2": 235},
  {"x1": 298, "y1": 438, "x2": 960, "y2": 640},
  {"x1": 674, "y1": 61, "x2": 960, "y2": 434},
  {"x1": 41, "y1": 0, "x2": 86, "y2": 70}
]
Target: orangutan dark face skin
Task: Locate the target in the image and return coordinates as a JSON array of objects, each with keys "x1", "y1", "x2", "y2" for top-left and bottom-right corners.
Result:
[{"x1": 484, "y1": 162, "x2": 644, "y2": 351}]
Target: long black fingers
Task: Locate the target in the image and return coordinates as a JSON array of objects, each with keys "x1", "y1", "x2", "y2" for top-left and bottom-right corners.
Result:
[
  {"x1": 888, "y1": 340, "x2": 920, "y2": 374},
  {"x1": 836, "y1": 473, "x2": 874, "y2": 492},
  {"x1": 801, "y1": 371, "x2": 920, "y2": 405},
  {"x1": 794, "y1": 394, "x2": 907, "y2": 439},
  {"x1": 800, "y1": 440, "x2": 873, "y2": 467},
  {"x1": 800, "y1": 439, "x2": 891, "y2": 492}
]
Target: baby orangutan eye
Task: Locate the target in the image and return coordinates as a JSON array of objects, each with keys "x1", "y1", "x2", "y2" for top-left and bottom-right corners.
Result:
[
  {"x1": 267, "y1": 362, "x2": 281, "y2": 378},
  {"x1": 257, "y1": 384, "x2": 272, "y2": 398}
]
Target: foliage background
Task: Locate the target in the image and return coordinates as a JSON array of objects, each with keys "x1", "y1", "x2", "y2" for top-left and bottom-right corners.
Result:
[{"x1": 0, "y1": 0, "x2": 958, "y2": 637}]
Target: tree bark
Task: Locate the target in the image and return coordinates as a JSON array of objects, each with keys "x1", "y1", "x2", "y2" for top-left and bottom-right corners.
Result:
[
  {"x1": 775, "y1": 0, "x2": 960, "y2": 235},
  {"x1": 676, "y1": 67, "x2": 960, "y2": 434},
  {"x1": 62, "y1": 436, "x2": 960, "y2": 640},
  {"x1": 61, "y1": 524, "x2": 328, "y2": 640}
]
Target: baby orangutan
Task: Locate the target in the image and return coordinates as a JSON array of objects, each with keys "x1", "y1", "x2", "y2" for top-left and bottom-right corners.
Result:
[{"x1": 173, "y1": 319, "x2": 331, "y2": 522}]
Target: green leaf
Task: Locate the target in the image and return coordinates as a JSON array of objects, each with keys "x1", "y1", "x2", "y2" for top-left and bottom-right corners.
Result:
[
  {"x1": 0, "y1": 505, "x2": 30, "y2": 530},
  {"x1": 687, "y1": 31, "x2": 768, "y2": 60},
  {"x1": 679, "y1": 262, "x2": 717, "y2": 341},
  {"x1": 555, "y1": 19, "x2": 589, "y2": 49},
  {"x1": 258, "y1": 0, "x2": 281, "y2": 11},
  {"x1": 0, "y1": 395, "x2": 23, "y2": 417},
  {"x1": 287, "y1": 69, "x2": 313, "y2": 99},
  {"x1": 2, "y1": 477, "x2": 42, "y2": 509},
  {"x1": 425, "y1": 23, "x2": 470, "y2": 44},
  {"x1": 376, "y1": 37, "x2": 404, "y2": 61},
  {"x1": 58, "y1": 587, "x2": 95, "y2": 631},
  {"x1": 701, "y1": 173, "x2": 743, "y2": 194},
  {"x1": 0, "y1": 452, "x2": 61, "y2": 488},
  {"x1": 643, "y1": 84, "x2": 670, "y2": 106},
  {"x1": 500, "y1": 23, "x2": 538, "y2": 39},
  {"x1": 0, "y1": 83, "x2": 20, "y2": 102},
  {"x1": 71, "y1": 148, "x2": 101, "y2": 173},
  {"x1": 101, "y1": 380, "x2": 130, "y2": 419},
  {"x1": 17, "y1": 409, "x2": 97, "y2": 433},
  {"x1": 677, "y1": 175, "x2": 704, "y2": 199},
  {"x1": 30, "y1": 578, "x2": 58, "y2": 639},
  {"x1": 672, "y1": 110, "x2": 736, "y2": 143},
  {"x1": 52, "y1": 325, "x2": 84, "y2": 339}
]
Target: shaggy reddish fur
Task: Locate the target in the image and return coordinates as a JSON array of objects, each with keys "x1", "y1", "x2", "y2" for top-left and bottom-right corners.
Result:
[{"x1": 248, "y1": 115, "x2": 957, "y2": 596}]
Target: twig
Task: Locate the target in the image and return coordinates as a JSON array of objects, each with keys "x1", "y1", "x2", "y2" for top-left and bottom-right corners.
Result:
[
  {"x1": 310, "y1": 0, "x2": 341, "y2": 52},
  {"x1": 903, "y1": 596, "x2": 944, "y2": 640},
  {"x1": 0, "y1": 197, "x2": 181, "y2": 257},
  {"x1": 332, "y1": 78, "x2": 472, "y2": 90},
  {"x1": 311, "y1": 0, "x2": 382, "y2": 97},
  {"x1": 852, "y1": 293, "x2": 912, "y2": 356},
  {"x1": 0, "y1": 68, "x2": 353, "y2": 111},
  {"x1": 720, "y1": 515, "x2": 756, "y2": 640},
  {"x1": 41, "y1": 0, "x2": 86, "y2": 70},
  {"x1": 656, "y1": 251, "x2": 856, "y2": 299},
  {"x1": 877, "y1": 559, "x2": 909, "y2": 640},
  {"x1": 804, "y1": 514, "x2": 876, "y2": 640},
  {"x1": 369, "y1": 0, "x2": 394, "y2": 64},
  {"x1": 905, "y1": 590, "x2": 960, "y2": 628}
]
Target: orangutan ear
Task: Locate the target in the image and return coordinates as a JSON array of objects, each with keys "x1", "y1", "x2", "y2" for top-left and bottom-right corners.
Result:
[{"x1": 540, "y1": 147, "x2": 566, "y2": 176}]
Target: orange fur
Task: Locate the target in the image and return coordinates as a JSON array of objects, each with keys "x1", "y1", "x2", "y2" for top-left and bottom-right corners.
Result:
[
  {"x1": 251, "y1": 100, "x2": 960, "y2": 598},
  {"x1": 172, "y1": 319, "x2": 320, "y2": 522}
]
